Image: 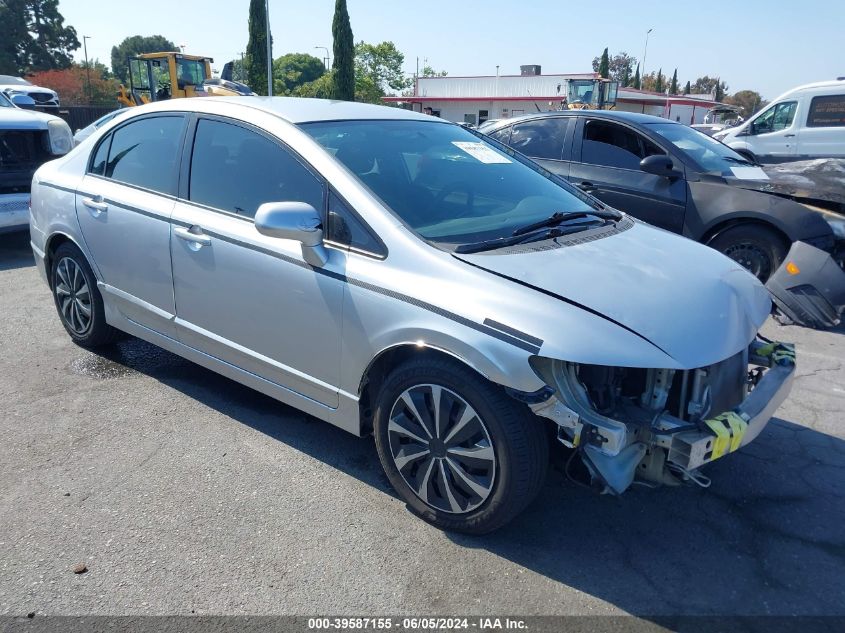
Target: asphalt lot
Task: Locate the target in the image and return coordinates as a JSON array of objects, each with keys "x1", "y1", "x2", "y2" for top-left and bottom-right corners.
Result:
[{"x1": 0, "y1": 229, "x2": 844, "y2": 619}]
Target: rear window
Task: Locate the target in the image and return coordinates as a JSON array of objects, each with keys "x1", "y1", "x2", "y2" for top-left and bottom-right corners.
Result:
[{"x1": 807, "y1": 95, "x2": 845, "y2": 127}]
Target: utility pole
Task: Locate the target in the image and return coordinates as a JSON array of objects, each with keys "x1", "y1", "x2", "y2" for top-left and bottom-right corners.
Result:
[
  {"x1": 642, "y1": 28, "x2": 653, "y2": 88},
  {"x1": 265, "y1": 0, "x2": 273, "y2": 96},
  {"x1": 314, "y1": 46, "x2": 330, "y2": 69},
  {"x1": 82, "y1": 35, "x2": 92, "y2": 105}
]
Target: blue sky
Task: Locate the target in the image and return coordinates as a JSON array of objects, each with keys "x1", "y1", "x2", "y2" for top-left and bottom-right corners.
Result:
[{"x1": 62, "y1": 0, "x2": 842, "y2": 100}]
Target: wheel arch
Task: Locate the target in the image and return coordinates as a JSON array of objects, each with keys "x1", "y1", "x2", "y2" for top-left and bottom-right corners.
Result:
[
  {"x1": 44, "y1": 232, "x2": 84, "y2": 287},
  {"x1": 702, "y1": 216, "x2": 791, "y2": 250},
  {"x1": 357, "y1": 343, "x2": 498, "y2": 436}
]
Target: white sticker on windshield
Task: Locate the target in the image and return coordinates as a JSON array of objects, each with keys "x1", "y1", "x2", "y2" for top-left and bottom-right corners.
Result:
[
  {"x1": 452, "y1": 141, "x2": 512, "y2": 164},
  {"x1": 730, "y1": 166, "x2": 769, "y2": 180}
]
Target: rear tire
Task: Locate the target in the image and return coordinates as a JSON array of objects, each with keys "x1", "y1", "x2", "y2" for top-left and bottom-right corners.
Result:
[
  {"x1": 373, "y1": 356, "x2": 549, "y2": 534},
  {"x1": 51, "y1": 242, "x2": 121, "y2": 348},
  {"x1": 708, "y1": 224, "x2": 789, "y2": 282}
]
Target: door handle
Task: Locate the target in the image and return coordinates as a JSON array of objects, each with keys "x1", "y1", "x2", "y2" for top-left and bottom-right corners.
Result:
[
  {"x1": 577, "y1": 181, "x2": 597, "y2": 193},
  {"x1": 174, "y1": 226, "x2": 212, "y2": 247},
  {"x1": 784, "y1": 133, "x2": 796, "y2": 138},
  {"x1": 81, "y1": 195, "x2": 108, "y2": 215}
]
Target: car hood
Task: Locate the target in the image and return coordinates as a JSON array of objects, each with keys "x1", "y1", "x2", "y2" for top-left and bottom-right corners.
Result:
[
  {"x1": 455, "y1": 220, "x2": 772, "y2": 369},
  {"x1": 0, "y1": 107, "x2": 61, "y2": 129}
]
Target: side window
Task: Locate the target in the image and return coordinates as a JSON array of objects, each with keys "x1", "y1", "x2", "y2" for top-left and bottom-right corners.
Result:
[
  {"x1": 808, "y1": 95, "x2": 845, "y2": 127},
  {"x1": 772, "y1": 102, "x2": 797, "y2": 130},
  {"x1": 189, "y1": 118, "x2": 324, "y2": 219},
  {"x1": 509, "y1": 118, "x2": 569, "y2": 160},
  {"x1": 752, "y1": 101, "x2": 797, "y2": 134},
  {"x1": 105, "y1": 116, "x2": 185, "y2": 194},
  {"x1": 326, "y1": 192, "x2": 384, "y2": 256},
  {"x1": 486, "y1": 126, "x2": 512, "y2": 145},
  {"x1": 581, "y1": 120, "x2": 663, "y2": 170},
  {"x1": 89, "y1": 134, "x2": 110, "y2": 176}
]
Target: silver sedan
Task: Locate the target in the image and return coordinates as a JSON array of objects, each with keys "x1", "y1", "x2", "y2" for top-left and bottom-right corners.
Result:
[{"x1": 29, "y1": 97, "x2": 795, "y2": 533}]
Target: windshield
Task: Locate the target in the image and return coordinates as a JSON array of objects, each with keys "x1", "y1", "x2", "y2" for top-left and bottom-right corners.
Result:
[
  {"x1": 0, "y1": 75, "x2": 32, "y2": 86},
  {"x1": 646, "y1": 122, "x2": 753, "y2": 176},
  {"x1": 301, "y1": 120, "x2": 595, "y2": 245}
]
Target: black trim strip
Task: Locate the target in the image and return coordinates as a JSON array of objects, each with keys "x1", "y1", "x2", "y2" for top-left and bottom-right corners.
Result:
[
  {"x1": 194, "y1": 227, "x2": 542, "y2": 354},
  {"x1": 483, "y1": 318, "x2": 544, "y2": 348}
]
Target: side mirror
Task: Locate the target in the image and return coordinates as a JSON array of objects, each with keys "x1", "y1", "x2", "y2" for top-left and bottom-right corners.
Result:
[
  {"x1": 640, "y1": 155, "x2": 679, "y2": 179},
  {"x1": 11, "y1": 93, "x2": 36, "y2": 110},
  {"x1": 255, "y1": 201, "x2": 328, "y2": 267}
]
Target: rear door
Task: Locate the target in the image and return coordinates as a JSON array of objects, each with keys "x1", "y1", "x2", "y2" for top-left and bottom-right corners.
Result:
[
  {"x1": 75, "y1": 114, "x2": 187, "y2": 337},
  {"x1": 569, "y1": 117, "x2": 687, "y2": 233},
  {"x1": 505, "y1": 117, "x2": 572, "y2": 179}
]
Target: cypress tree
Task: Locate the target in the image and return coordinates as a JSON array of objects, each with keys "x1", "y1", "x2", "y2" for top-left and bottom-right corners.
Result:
[
  {"x1": 598, "y1": 47, "x2": 609, "y2": 79},
  {"x1": 654, "y1": 68, "x2": 664, "y2": 93},
  {"x1": 684, "y1": 80, "x2": 691, "y2": 94},
  {"x1": 632, "y1": 63, "x2": 641, "y2": 90},
  {"x1": 331, "y1": 0, "x2": 354, "y2": 101},
  {"x1": 246, "y1": 0, "x2": 270, "y2": 95},
  {"x1": 669, "y1": 68, "x2": 678, "y2": 95}
]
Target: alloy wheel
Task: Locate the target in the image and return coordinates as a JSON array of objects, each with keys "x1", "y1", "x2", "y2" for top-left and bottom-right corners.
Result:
[
  {"x1": 55, "y1": 257, "x2": 92, "y2": 335},
  {"x1": 387, "y1": 384, "x2": 496, "y2": 514}
]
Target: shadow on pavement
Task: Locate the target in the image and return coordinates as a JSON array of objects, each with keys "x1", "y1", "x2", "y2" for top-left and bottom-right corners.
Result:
[
  {"x1": 0, "y1": 230, "x2": 34, "y2": 271},
  {"x1": 79, "y1": 337, "x2": 845, "y2": 618}
]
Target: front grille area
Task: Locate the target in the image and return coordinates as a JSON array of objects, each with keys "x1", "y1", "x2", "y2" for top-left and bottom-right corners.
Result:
[
  {"x1": 0, "y1": 130, "x2": 50, "y2": 170},
  {"x1": 0, "y1": 130, "x2": 51, "y2": 194},
  {"x1": 29, "y1": 92, "x2": 56, "y2": 103}
]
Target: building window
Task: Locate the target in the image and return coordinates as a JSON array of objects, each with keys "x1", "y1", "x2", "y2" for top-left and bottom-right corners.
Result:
[{"x1": 479, "y1": 109, "x2": 489, "y2": 124}]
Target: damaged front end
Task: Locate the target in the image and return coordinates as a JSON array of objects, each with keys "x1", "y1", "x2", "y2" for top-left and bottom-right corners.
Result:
[{"x1": 528, "y1": 339, "x2": 796, "y2": 494}]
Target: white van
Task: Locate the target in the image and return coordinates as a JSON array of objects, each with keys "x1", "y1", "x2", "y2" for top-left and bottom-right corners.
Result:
[{"x1": 714, "y1": 79, "x2": 845, "y2": 163}]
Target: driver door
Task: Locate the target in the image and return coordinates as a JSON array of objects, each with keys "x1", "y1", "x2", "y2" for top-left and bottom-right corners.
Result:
[
  {"x1": 748, "y1": 101, "x2": 799, "y2": 161},
  {"x1": 170, "y1": 116, "x2": 345, "y2": 407}
]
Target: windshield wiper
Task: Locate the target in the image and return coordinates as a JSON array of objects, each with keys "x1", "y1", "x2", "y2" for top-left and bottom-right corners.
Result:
[
  {"x1": 455, "y1": 223, "x2": 602, "y2": 254},
  {"x1": 723, "y1": 156, "x2": 756, "y2": 167},
  {"x1": 511, "y1": 209, "x2": 621, "y2": 237}
]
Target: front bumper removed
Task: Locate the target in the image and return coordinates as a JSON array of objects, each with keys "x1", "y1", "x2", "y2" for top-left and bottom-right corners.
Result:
[{"x1": 531, "y1": 339, "x2": 796, "y2": 493}]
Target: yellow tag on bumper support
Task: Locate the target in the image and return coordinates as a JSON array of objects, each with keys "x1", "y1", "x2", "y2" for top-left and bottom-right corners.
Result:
[{"x1": 703, "y1": 411, "x2": 749, "y2": 460}]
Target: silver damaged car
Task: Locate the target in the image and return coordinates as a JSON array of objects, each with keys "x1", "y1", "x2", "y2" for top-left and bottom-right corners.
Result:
[{"x1": 29, "y1": 97, "x2": 796, "y2": 533}]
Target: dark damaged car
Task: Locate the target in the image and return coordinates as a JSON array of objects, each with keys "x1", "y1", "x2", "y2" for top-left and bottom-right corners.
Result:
[{"x1": 481, "y1": 110, "x2": 839, "y2": 282}]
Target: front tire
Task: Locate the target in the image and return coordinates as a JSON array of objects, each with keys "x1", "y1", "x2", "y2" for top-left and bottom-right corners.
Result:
[
  {"x1": 708, "y1": 224, "x2": 789, "y2": 282},
  {"x1": 51, "y1": 242, "x2": 121, "y2": 348},
  {"x1": 373, "y1": 357, "x2": 549, "y2": 534}
]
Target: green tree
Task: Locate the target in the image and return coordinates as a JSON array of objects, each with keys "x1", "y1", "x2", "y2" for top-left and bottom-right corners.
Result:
[
  {"x1": 421, "y1": 64, "x2": 447, "y2": 77},
  {"x1": 715, "y1": 78, "x2": 725, "y2": 102},
  {"x1": 331, "y1": 0, "x2": 354, "y2": 100},
  {"x1": 669, "y1": 68, "x2": 678, "y2": 95},
  {"x1": 597, "y1": 47, "x2": 609, "y2": 78},
  {"x1": 690, "y1": 75, "x2": 728, "y2": 97},
  {"x1": 24, "y1": 0, "x2": 79, "y2": 71},
  {"x1": 683, "y1": 80, "x2": 691, "y2": 94},
  {"x1": 591, "y1": 50, "x2": 636, "y2": 84},
  {"x1": 654, "y1": 68, "x2": 665, "y2": 93},
  {"x1": 110, "y1": 35, "x2": 176, "y2": 83},
  {"x1": 246, "y1": 0, "x2": 271, "y2": 95},
  {"x1": 0, "y1": 0, "x2": 79, "y2": 75},
  {"x1": 273, "y1": 52, "x2": 325, "y2": 95},
  {"x1": 632, "y1": 63, "x2": 640, "y2": 89},
  {"x1": 294, "y1": 70, "x2": 335, "y2": 98},
  {"x1": 354, "y1": 41, "x2": 409, "y2": 103},
  {"x1": 725, "y1": 89, "x2": 766, "y2": 116}
]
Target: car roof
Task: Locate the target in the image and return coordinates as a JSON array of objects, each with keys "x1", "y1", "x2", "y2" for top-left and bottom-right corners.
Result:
[
  {"x1": 0, "y1": 75, "x2": 32, "y2": 85},
  {"x1": 483, "y1": 109, "x2": 676, "y2": 130},
  {"x1": 141, "y1": 96, "x2": 440, "y2": 124}
]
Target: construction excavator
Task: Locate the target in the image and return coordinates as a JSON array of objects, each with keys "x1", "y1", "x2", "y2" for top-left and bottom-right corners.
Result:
[{"x1": 117, "y1": 52, "x2": 254, "y2": 107}]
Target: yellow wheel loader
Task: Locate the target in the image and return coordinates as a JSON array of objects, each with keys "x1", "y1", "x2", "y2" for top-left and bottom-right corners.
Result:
[
  {"x1": 117, "y1": 53, "x2": 253, "y2": 107},
  {"x1": 565, "y1": 78, "x2": 619, "y2": 110}
]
